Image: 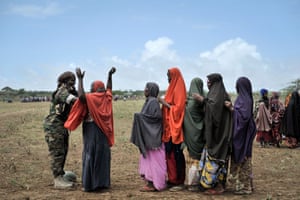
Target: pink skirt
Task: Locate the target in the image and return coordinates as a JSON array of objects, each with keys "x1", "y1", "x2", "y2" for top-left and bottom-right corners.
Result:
[{"x1": 139, "y1": 143, "x2": 167, "y2": 191}]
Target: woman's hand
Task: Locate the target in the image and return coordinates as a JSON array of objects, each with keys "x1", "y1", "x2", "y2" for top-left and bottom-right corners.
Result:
[
  {"x1": 76, "y1": 68, "x2": 85, "y2": 79},
  {"x1": 109, "y1": 67, "x2": 116, "y2": 75},
  {"x1": 192, "y1": 93, "x2": 204, "y2": 102}
]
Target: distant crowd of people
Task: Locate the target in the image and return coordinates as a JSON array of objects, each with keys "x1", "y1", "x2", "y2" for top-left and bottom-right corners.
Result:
[
  {"x1": 254, "y1": 87, "x2": 300, "y2": 149},
  {"x1": 42, "y1": 66, "x2": 300, "y2": 197}
]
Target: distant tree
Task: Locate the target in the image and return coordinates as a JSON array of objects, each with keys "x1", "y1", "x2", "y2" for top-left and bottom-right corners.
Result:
[
  {"x1": 1, "y1": 86, "x2": 14, "y2": 92},
  {"x1": 281, "y1": 78, "x2": 300, "y2": 94},
  {"x1": 18, "y1": 88, "x2": 25, "y2": 95}
]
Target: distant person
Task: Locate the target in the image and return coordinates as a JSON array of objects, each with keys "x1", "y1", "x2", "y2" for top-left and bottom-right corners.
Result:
[
  {"x1": 130, "y1": 82, "x2": 167, "y2": 192},
  {"x1": 159, "y1": 67, "x2": 187, "y2": 192},
  {"x1": 226, "y1": 77, "x2": 256, "y2": 195},
  {"x1": 182, "y1": 77, "x2": 205, "y2": 191},
  {"x1": 269, "y1": 92, "x2": 285, "y2": 147},
  {"x1": 194, "y1": 73, "x2": 232, "y2": 195},
  {"x1": 280, "y1": 89, "x2": 300, "y2": 148},
  {"x1": 255, "y1": 89, "x2": 272, "y2": 147},
  {"x1": 64, "y1": 67, "x2": 116, "y2": 192},
  {"x1": 43, "y1": 71, "x2": 78, "y2": 189}
]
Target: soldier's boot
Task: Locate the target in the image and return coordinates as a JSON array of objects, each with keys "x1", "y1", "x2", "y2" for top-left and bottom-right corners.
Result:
[{"x1": 54, "y1": 175, "x2": 74, "y2": 189}]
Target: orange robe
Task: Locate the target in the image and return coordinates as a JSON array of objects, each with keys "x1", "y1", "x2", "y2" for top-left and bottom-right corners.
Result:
[
  {"x1": 64, "y1": 89, "x2": 114, "y2": 147},
  {"x1": 161, "y1": 67, "x2": 186, "y2": 144}
]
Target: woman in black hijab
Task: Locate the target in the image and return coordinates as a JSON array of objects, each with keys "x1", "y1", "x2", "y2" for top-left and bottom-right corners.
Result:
[{"x1": 194, "y1": 73, "x2": 232, "y2": 194}]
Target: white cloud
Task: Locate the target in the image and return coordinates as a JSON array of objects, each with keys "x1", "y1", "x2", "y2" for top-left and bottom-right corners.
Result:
[
  {"x1": 9, "y1": 2, "x2": 63, "y2": 18},
  {"x1": 141, "y1": 37, "x2": 179, "y2": 62},
  {"x1": 196, "y1": 38, "x2": 283, "y2": 92},
  {"x1": 101, "y1": 37, "x2": 299, "y2": 93},
  {"x1": 4, "y1": 37, "x2": 298, "y2": 93}
]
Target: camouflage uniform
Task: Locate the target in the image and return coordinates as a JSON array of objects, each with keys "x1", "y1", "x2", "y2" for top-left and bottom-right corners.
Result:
[{"x1": 43, "y1": 84, "x2": 77, "y2": 178}]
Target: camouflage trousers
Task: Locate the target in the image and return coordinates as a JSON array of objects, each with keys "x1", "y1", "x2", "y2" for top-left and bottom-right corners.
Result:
[
  {"x1": 45, "y1": 128, "x2": 69, "y2": 178},
  {"x1": 228, "y1": 157, "x2": 254, "y2": 193}
]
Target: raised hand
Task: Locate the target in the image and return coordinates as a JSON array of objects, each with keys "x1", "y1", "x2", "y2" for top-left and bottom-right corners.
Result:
[
  {"x1": 109, "y1": 67, "x2": 116, "y2": 75},
  {"x1": 76, "y1": 68, "x2": 85, "y2": 79}
]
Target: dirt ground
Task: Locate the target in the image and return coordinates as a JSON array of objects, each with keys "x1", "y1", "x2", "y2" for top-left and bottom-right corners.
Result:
[{"x1": 0, "y1": 101, "x2": 300, "y2": 200}]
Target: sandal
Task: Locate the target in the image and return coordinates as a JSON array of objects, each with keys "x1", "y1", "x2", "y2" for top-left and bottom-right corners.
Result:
[
  {"x1": 204, "y1": 186, "x2": 225, "y2": 195},
  {"x1": 139, "y1": 185, "x2": 156, "y2": 192},
  {"x1": 234, "y1": 189, "x2": 252, "y2": 195}
]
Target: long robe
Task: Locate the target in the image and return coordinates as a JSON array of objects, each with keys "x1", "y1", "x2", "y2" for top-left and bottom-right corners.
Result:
[
  {"x1": 232, "y1": 77, "x2": 256, "y2": 163},
  {"x1": 183, "y1": 77, "x2": 205, "y2": 160},
  {"x1": 64, "y1": 88, "x2": 114, "y2": 191},
  {"x1": 281, "y1": 91, "x2": 300, "y2": 140},
  {"x1": 161, "y1": 67, "x2": 187, "y2": 185},
  {"x1": 130, "y1": 82, "x2": 167, "y2": 191},
  {"x1": 204, "y1": 74, "x2": 232, "y2": 161}
]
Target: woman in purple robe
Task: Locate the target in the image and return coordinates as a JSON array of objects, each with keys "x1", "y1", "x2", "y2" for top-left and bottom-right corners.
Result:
[{"x1": 226, "y1": 77, "x2": 256, "y2": 195}]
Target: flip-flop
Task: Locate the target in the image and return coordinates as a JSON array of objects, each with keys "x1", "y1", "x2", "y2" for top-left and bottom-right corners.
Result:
[
  {"x1": 234, "y1": 189, "x2": 252, "y2": 195},
  {"x1": 139, "y1": 185, "x2": 156, "y2": 192}
]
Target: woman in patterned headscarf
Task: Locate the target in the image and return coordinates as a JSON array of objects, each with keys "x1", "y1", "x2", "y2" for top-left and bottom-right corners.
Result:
[
  {"x1": 131, "y1": 82, "x2": 167, "y2": 192},
  {"x1": 159, "y1": 67, "x2": 187, "y2": 191}
]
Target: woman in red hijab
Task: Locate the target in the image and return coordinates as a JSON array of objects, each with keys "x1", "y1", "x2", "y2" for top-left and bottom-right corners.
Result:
[
  {"x1": 65, "y1": 67, "x2": 116, "y2": 192},
  {"x1": 159, "y1": 67, "x2": 187, "y2": 191}
]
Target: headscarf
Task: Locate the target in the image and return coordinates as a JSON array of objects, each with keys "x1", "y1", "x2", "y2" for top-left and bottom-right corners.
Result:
[
  {"x1": 204, "y1": 73, "x2": 232, "y2": 160},
  {"x1": 64, "y1": 87, "x2": 114, "y2": 147},
  {"x1": 259, "y1": 88, "x2": 269, "y2": 109},
  {"x1": 161, "y1": 67, "x2": 187, "y2": 144},
  {"x1": 260, "y1": 88, "x2": 268, "y2": 96},
  {"x1": 281, "y1": 90, "x2": 300, "y2": 139},
  {"x1": 183, "y1": 77, "x2": 205, "y2": 160},
  {"x1": 91, "y1": 81, "x2": 105, "y2": 92},
  {"x1": 130, "y1": 82, "x2": 163, "y2": 157},
  {"x1": 232, "y1": 77, "x2": 256, "y2": 163}
]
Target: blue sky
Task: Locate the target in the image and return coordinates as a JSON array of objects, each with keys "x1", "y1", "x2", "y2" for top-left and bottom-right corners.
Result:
[{"x1": 0, "y1": 0, "x2": 299, "y2": 92}]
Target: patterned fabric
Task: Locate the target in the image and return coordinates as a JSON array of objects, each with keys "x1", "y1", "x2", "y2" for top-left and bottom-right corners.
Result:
[
  {"x1": 44, "y1": 85, "x2": 77, "y2": 129},
  {"x1": 270, "y1": 94, "x2": 285, "y2": 146},
  {"x1": 199, "y1": 148, "x2": 228, "y2": 189},
  {"x1": 229, "y1": 158, "x2": 253, "y2": 194},
  {"x1": 43, "y1": 84, "x2": 77, "y2": 177},
  {"x1": 183, "y1": 148, "x2": 200, "y2": 186}
]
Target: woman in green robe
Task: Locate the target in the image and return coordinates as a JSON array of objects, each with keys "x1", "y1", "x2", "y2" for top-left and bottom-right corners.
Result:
[{"x1": 182, "y1": 77, "x2": 205, "y2": 191}]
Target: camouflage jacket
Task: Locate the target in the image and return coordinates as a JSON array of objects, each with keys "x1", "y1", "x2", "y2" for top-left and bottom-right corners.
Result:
[{"x1": 43, "y1": 85, "x2": 77, "y2": 132}]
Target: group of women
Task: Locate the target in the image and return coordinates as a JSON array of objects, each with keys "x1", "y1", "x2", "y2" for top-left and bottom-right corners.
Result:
[
  {"x1": 254, "y1": 87, "x2": 300, "y2": 149},
  {"x1": 130, "y1": 67, "x2": 256, "y2": 195}
]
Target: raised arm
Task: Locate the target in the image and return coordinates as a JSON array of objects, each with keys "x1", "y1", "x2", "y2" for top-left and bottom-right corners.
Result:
[
  {"x1": 106, "y1": 67, "x2": 116, "y2": 90},
  {"x1": 76, "y1": 68, "x2": 86, "y2": 103}
]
